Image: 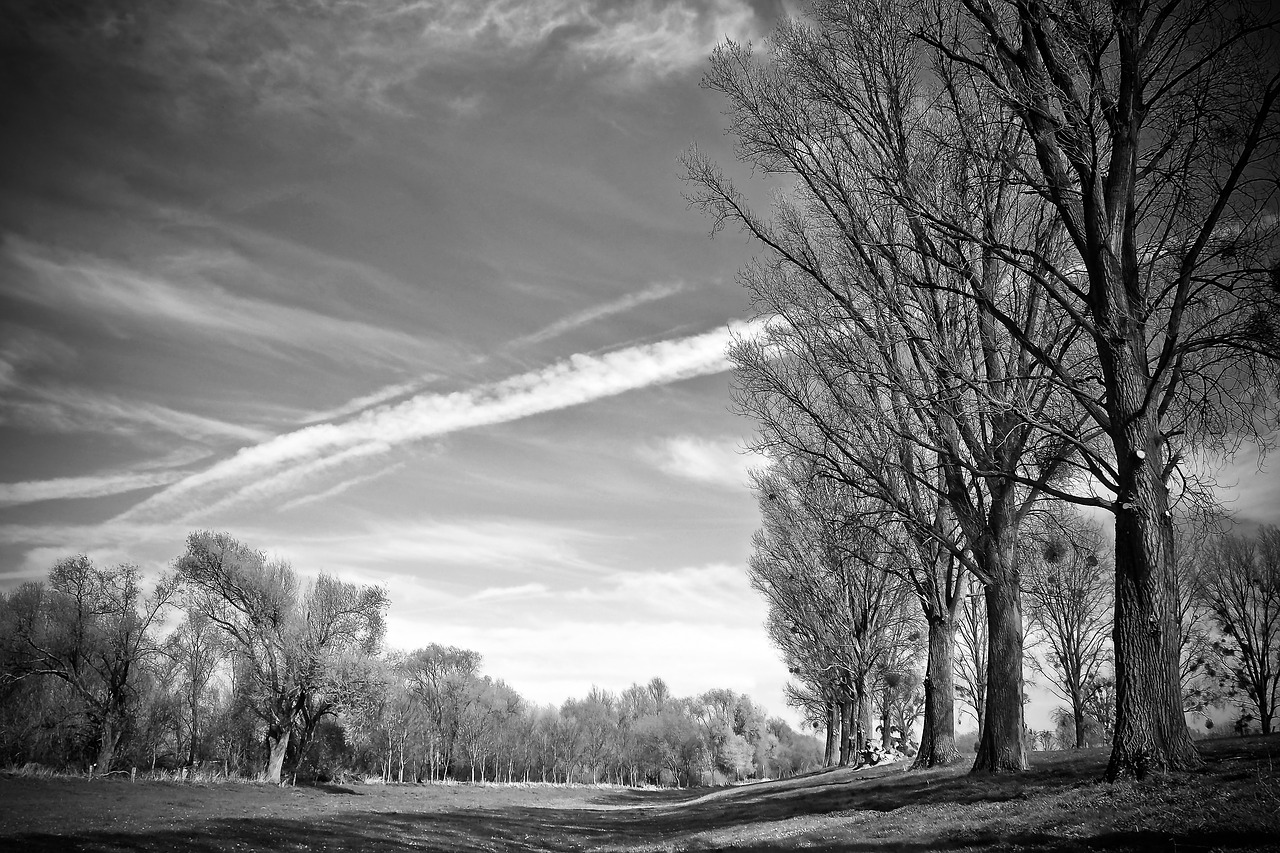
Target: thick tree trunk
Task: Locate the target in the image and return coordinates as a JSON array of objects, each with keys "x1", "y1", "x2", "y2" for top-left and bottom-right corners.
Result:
[
  {"x1": 1072, "y1": 691, "x2": 1086, "y2": 749},
  {"x1": 1107, "y1": 449, "x2": 1200, "y2": 778},
  {"x1": 880, "y1": 694, "x2": 892, "y2": 750},
  {"x1": 95, "y1": 713, "x2": 122, "y2": 774},
  {"x1": 914, "y1": 614, "x2": 963, "y2": 768},
  {"x1": 972, "y1": 572, "x2": 1028, "y2": 773},
  {"x1": 856, "y1": 687, "x2": 873, "y2": 764},
  {"x1": 264, "y1": 726, "x2": 290, "y2": 784}
]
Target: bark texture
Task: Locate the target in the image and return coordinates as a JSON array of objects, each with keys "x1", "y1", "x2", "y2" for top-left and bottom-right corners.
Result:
[
  {"x1": 913, "y1": 614, "x2": 963, "y2": 768},
  {"x1": 1107, "y1": 437, "x2": 1200, "y2": 778},
  {"x1": 264, "y1": 726, "x2": 290, "y2": 784},
  {"x1": 824, "y1": 701, "x2": 838, "y2": 766},
  {"x1": 972, "y1": 574, "x2": 1028, "y2": 773}
]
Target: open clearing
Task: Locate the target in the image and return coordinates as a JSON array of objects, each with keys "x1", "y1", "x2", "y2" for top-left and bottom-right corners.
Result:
[{"x1": 3, "y1": 737, "x2": 1278, "y2": 852}]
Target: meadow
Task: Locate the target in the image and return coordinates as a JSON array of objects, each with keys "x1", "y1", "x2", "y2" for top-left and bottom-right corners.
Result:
[{"x1": 2, "y1": 736, "x2": 1278, "y2": 852}]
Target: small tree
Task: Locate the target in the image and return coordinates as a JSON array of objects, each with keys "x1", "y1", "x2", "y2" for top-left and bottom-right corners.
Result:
[
  {"x1": 1195, "y1": 526, "x2": 1280, "y2": 734},
  {"x1": 1024, "y1": 514, "x2": 1114, "y2": 748}
]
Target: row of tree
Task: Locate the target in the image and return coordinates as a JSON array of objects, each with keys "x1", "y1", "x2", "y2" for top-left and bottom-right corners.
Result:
[
  {"x1": 685, "y1": 0, "x2": 1279, "y2": 779},
  {"x1": 0, "y1": 531, "x2": 823, "y2": 784}
]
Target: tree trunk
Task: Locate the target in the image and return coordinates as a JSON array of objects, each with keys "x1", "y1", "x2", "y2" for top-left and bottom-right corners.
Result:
[
  {"x1": 95, "y1": 712, "x2": 122, "y2": 774},
  {"x1": 188, "y1": 700, "x2": 200, "y2": 766},
  {"x1": 264, "y1": 726, "x2": 290, "y2": 784},
  {"x1": 880, "y1": 692, "x2": 893, "y2": 750},
  {"x1": 1107, "y1": 455, "x2": 1200, "y2": 778},
  {"x1": 973, "y1": 571, "x2": 1028, "y2": 773},
  {"x1": 914, "y1": 613, "x2": 963, "y2": 768},
  {"x1": 838, "y1": 698, "x2": 853, "y2": 766},
  {"x1": 824, "y1": 701, "x2": 838, "y2": 766},
  {"x1": 1072, "y1": 690, "x2": 1086, "y2": 749},
  {"x1": 856, "y1": 686, "x2": 873, "y2": 763}
]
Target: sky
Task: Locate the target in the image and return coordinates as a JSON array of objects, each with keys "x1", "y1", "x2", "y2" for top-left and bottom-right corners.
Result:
[
  {"x1": 0, "y1": 0, "x2": 807, "y2": 725},
  {"x1": 1, "y1": 0, "x2": 1276, "y2": 735}
]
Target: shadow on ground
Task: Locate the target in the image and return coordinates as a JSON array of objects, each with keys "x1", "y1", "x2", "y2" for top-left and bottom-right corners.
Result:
[
  {"x1": 8, "y1": 808, "x2": 1277, "y2": 853},
  {"x1": 7, "y1": 737, "x2": 1278, "y2": 852}
]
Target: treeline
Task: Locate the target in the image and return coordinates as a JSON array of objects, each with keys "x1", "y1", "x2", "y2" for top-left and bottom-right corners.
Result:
[
  {"x1": 0, "y1": 531, "x2": 822, "y2": 785},
  {"x1": 684, "y1": 0, "x2": 1280, "y2": 779}
]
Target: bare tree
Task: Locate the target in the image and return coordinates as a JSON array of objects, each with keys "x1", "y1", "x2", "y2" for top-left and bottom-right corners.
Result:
[
  {"x1": 165, "y1": 602, "x2": 225, "y2": 766},
  {"x1": 687, "y1": 0, "x2": 1088, "y2": 772},
  {"x1": 0, "y1": 557, "x2": 176, "y2": 773},
  {"x1": 1194, "y1": 526, "x2": 1280, "y2": 734},
  {"x1": 176, "y1": 531, "x2": 387, "y2": 783},
  {"x1": 954, "y1": 578, "x2": 987, "y2": 738},
  {"x1": 402, "y1": 643, "x2": 483, "y2": 780},
  {"x1": 915, "y1": 0, "x2": 1280, "y2": 777},
  {"x1": 750, "y1": 458, "x2": 917, "y2": 767},
  {"x1": 1023, "y1": 512, "x2": 1113, "y2": 748},
  {"x1": 1174, "y1": 516, "x2": 1235, "y2": 720}
]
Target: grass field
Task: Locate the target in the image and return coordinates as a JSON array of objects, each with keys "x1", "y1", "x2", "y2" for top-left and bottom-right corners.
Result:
[{"x1": 2, "y1": 736, "x2": 1278, "y2": 852}]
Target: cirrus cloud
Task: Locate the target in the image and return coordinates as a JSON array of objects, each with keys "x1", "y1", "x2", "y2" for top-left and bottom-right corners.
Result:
[{"x1": 116, "y1": 320, "x2": 763, "y2": 525}]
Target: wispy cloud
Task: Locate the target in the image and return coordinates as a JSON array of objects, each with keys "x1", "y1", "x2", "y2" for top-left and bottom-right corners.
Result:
[
  {"x1": 298, "y1": 378, "x2": 437, "y2": 425},
  {"x1": 510, "y1": 281, "x2": 684, "y2": 348},
  {"x1": 275, "y1": 464, "x2": 407, "y2": 513},
  {"x1": 647, "y1": 435, "x2": 764, "y2": 489},
  {"x1": 0, "y1": 471, "x2": 186, "y2": 508},
  {"x1": 4, "y1": 237, "x2": 438, "y2": 370},
  {"x1": 402, "y1": 0, "x2": 760, "y2": 86},
  {"x1": 0, "y1": 386, "x2": 271, "y2": 444},
  {"x1": 14, "y1": 0, "x2": 761, "y2": 122},
  {"x1": 116, "y1": 321, "x2": 759, "y2": 524},
  {"x1": 264, "y1": 518, "x2": 600, "y2": 578},
  {"x1": 0, "y1": 520, "x2": 182, "y2": 582}
]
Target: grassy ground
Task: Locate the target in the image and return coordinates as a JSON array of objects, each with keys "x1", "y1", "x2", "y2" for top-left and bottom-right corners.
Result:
[{"x1": 1, "y1": 736, "x2": 1277, "y2": 852}]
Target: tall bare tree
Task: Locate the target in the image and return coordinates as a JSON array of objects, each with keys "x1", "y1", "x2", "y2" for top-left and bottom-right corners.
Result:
[
  {"x1": 750, "y1": 458, "x2": 917, "y2": 766},
  {"x1": 916, "y1": 0, "x2": 1280, "y2": 777},
  {"x1": 687, "y1": 0, "x2": 1086, "y2": 772}
]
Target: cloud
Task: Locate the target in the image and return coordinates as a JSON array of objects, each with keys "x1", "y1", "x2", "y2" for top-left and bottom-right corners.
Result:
[
  {"x1": 8, "y1": 0, "x2": 762, "y2": 123},
  {"x1": 115, "y1": 320, "x2": 760, "y2": 523},
  {"x1": 510, "y1": 281, "x2": 684, "y2": 348},
  {"x1": 391, "y1": 618, "x2": 787, "y2": 713},
  {"x1": 381, "y1": 561, "x2": 787, "y2": 713},
  {"x1": 260, "y1": 518, "x2": 602, "y2": 580},
  {"x1": 647, "y1": 435, "x2": 765, "y2": 489},
  {"x1": 0, "y1": 386, "x2": 271, "y2": 444},
  {"x1": 297, "y1": 377, "x2": 438, "y2": 425},
  {"x1": 565, "y1": 562, "x2": 765, "y2": 625},
  {"x1": 404, "y1": 0, "x2": 760, "y2": 86},
  {"x1": 4, "y1": 237, "x2": 439, "y2": 370},
  {"x1": 0, "y1": 317, "x2": 268, "y2": 444},
  {"x1": 0, "y1": 471, "x2": 186, "y2": 508},
  {"x1": 0, "y1": 520, "x2": 183, "y2": 582},
  {"x1": 275, "y1": 464, "x2": 407, "y2": 513}
]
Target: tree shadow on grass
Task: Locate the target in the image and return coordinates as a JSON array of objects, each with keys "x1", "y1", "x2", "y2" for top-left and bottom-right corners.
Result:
[
  {"x1": 8, "y1": 738, "x2": 1277, "y2": 853},
  {"x1": 7, "y1": 809, "x2": 1279, "y2": 853},
  {"x1": 10, "y1": 788, "x2": 1280, "y2": 850}
]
